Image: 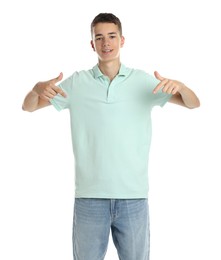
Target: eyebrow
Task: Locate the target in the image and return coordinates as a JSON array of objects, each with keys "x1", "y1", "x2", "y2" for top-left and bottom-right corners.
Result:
[{"x1": 95, "y1": 32, "x2": 117, "y2": 37}]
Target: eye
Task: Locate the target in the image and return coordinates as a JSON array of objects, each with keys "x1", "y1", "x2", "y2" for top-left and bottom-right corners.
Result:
[
  {"x1": 109, "y1": 35, "x2": 116, "y2": 39},
  {"x1": 95, "y1": 37, "x2": 102, "y2": 41}
]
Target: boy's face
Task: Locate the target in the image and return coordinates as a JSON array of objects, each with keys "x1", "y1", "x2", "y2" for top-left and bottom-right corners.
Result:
[{"x1": 91, "y1": 22, "x2": 125, "y2": 62}]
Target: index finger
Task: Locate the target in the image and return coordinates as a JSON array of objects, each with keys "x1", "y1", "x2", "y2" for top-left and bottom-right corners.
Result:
[
  {"x1": 52, "y1": 85, "x2": 67, "y2": 98},
  {"x1": 153, "y1": 79, "x2": 168, "y2": 94}
]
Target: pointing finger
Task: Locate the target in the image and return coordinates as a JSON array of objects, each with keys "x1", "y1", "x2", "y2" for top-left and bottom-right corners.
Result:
[
  {"x1": 153, "y1": 78, "x2": 169, "y2": 94},
  {"x1": 53, "y1": 85, "x2": 67, "y2": 98}
]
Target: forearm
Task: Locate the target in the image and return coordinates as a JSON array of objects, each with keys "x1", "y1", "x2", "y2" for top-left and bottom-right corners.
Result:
[
  {"x1": 178, "y1": 84, "x2": 200, "y2": 109},
  {"x1": 22, "y1": 88, "x2": 51, "y2": 112},
  {"x1": 169, "y1": 83, "x2": 200, "y2": 109},
  {"x1": 22, "y1": 90, "x2": 40, "y2": 112}
]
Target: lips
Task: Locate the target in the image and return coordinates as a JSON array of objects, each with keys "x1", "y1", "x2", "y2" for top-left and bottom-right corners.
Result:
[{"x1": 102, "y1": 49, "x2": 113, "y2": 53}]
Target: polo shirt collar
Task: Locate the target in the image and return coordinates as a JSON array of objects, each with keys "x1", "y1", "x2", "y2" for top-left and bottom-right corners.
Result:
[{"x1": 92, "y1": 63, "x2": 129, "y2": 79}]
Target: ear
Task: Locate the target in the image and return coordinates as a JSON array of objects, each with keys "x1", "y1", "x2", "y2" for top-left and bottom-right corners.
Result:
[
  {"x1": 120, "y1": 36, "x2": 125, "y2": 47},
  {"x1": 90, "y1": 40, "x2": 95, "y2": 51}
]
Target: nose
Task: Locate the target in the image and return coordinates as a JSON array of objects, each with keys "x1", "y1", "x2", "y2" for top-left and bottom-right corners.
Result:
[{"x1": 102, "y1": 37, "x2": 110, "y2": 46}]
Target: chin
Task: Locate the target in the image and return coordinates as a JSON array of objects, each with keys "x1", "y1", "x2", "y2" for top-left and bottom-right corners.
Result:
[{"x1": 99, "y1": 54, "x2": 120, "y2": 62}]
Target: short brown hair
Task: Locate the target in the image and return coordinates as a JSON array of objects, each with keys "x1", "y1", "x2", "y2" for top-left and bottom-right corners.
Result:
[{"x1": 91, "y1": 13, "x2": 122, "y2": 36}]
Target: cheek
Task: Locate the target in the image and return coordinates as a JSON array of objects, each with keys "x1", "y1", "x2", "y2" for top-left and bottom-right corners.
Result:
[{"x1": 94, "y1": 42, "x2": 102, "y2": 50}]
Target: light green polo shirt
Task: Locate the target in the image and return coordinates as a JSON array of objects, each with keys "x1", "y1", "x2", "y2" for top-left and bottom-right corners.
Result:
[{"x1": 50, "y1": 64, "x2": 171, "y2": 198}]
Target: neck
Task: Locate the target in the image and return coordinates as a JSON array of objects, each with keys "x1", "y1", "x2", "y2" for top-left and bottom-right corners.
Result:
[{"x1": 98, "y1": 59, "x2": 121, "y2": 81}]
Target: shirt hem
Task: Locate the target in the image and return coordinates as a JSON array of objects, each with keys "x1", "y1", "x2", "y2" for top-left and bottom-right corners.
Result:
[{"x1": 74, "y1": 193, "x2": 148, "y2": 199}]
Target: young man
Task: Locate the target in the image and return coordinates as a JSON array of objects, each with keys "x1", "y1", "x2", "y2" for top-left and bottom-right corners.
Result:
[{"x1": 22, "y1": 13, "x2": 200, "y2": 260}]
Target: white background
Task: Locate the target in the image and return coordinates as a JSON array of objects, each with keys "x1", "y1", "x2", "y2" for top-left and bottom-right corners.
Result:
[{"x1": 0, "y1": 0, "x2": 220, "y2": 259}]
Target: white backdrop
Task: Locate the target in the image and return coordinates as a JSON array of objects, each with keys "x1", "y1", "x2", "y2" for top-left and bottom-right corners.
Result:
[{"x1": 1, "y1": 0, "x2": 220, "y2": 259}]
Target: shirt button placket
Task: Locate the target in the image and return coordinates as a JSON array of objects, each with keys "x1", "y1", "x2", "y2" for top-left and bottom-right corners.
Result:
[{"x1": 106, "y1": 80, "x2": 116, "y2": 103}]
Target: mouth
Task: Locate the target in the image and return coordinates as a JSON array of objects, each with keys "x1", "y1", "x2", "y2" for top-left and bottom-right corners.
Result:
[{"x1": 102, "y1": 49, "x2": 113, "y2": 54}]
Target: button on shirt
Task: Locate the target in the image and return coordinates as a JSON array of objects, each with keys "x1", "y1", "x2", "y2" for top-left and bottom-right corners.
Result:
[{"x1": 50, "y1": 64, "x2": 171, "y2": 198}]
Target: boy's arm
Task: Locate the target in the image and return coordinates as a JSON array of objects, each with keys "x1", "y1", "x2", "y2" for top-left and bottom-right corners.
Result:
[
  {"x1": 22, "y1": 89, "x2": 51, "y2": 112},
  {"x1": 22, "y1": 72, "x2": 66, "y2": 112},
  {"x1": 153, "y1": 71, "x2": 200, "y2": 109}
]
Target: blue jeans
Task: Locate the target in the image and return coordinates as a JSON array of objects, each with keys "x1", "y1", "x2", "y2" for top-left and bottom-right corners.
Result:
[{"x1": 73, "y1": 198, "x2": 150, "y2": 260}]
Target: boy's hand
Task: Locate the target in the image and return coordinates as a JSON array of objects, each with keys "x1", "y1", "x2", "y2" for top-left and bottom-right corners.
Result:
[
  {"x1": 33, "y1": 72, "x2": 66, "y2": 101},
  {"x1": 153, "y1": 71, "x2": 184, "y2": 95}
]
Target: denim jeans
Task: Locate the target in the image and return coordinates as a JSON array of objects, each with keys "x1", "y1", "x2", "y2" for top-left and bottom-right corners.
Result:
[{"x1": 73, "y1": 198, "x2": 150, "y2": 260}]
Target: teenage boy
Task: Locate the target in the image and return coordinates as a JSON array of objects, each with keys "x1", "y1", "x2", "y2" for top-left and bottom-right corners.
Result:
[{"x1": 22, "y1": 13, "x2": 200, "y2": 260}]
